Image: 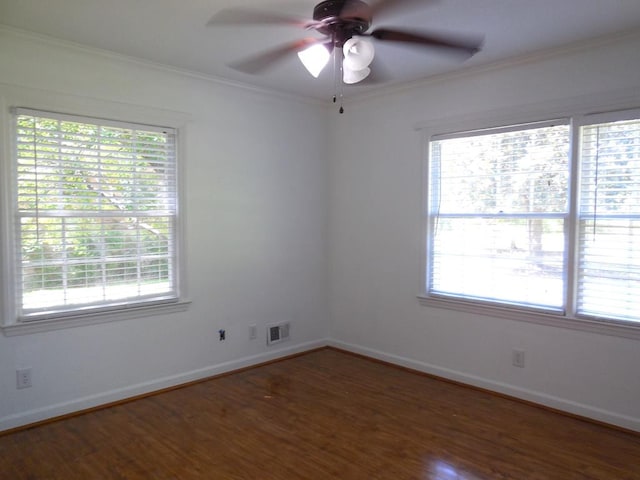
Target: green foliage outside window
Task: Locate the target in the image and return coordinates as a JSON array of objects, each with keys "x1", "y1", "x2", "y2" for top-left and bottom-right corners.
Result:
[{"x1": 15, "y1": 112, "x2": 177, "y2": 313}]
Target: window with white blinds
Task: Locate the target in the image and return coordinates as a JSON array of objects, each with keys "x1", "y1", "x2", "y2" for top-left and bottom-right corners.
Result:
[
  {"x1": 577, "y1": 114, "x2": 640, "y2": 323},
  {"x1": 13, "y1": 108, "x2": 179, "y2": 320},
  {"x1": 425, "y1": 109, "x2": 640, "y2": 327},
  {"x1": 428, "y1": 121, "x2": 570, "y2": 310}
]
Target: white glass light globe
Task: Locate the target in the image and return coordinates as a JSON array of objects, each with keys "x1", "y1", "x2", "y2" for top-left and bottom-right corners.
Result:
[{"x1": 342, "y1": 36, "x2": 375, "y2": 71}]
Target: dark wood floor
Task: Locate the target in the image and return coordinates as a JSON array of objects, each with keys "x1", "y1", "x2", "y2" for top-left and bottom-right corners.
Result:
[{"x1": 2, "y1": 348, "x2": 639, "y2": 479}]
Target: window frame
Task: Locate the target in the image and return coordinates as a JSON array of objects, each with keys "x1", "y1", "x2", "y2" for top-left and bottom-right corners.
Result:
[
  {"x1": 0, "y1": 93, "x2": 190, "y2": 336},
  {"x1": 572, "y1": 109, "x2": 640, "y2": 323},
  {"x1": 419, "y1": 107, "x2": 640, "y2": 340},
  {"x1": 426, "y1": 119, "x2": 571, "y2": 313}
]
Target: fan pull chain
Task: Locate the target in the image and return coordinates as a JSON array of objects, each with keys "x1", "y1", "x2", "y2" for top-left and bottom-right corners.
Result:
[
  {"x1": 333, "y1": 42, "x2": 343, "y2": 114},
  {"x1": 332, "y1": 41, "x2": 338, "y2": 105},
  {"x1": 330, "y1": 37, "x2": 344, "y2": 114},
  {"x1": 338, "y1": 52, "x2": 344, "y2": 114}
]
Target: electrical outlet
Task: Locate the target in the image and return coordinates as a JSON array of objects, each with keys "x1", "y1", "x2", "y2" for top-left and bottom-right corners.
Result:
[
  {"x1": 249, "y1": 324, "x2": 257, "y2": 340},
  {"x1": 17, "y1": 368, "x2": 32, "y2": 389},
  {"x1": 218, "y1": 329, "x2": 226, "y2": 341},
  {"x1": 512, "y1": 349, "x2": 525, "y2": 368}
]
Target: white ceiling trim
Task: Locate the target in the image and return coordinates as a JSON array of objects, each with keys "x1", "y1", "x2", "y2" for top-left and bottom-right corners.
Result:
[
  {"x1": 345, "y1": 27, "x2": 640, "y2": 105},
  {"x1": 0, "y1": 24, "x2": 326, "y2": 107}
]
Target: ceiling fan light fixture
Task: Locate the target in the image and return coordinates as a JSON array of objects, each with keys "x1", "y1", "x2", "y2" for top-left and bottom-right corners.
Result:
[
  {"x1": 343, "y1": 65, "x2": 371, "y2": 84},
  {"x1": 343, "y1": 36, "x2": 375, "y2": 71},
  {"x1": 342, "y1": 36, "x2": 374, "y2": 84},
  {"x1": 212, "y1": 0, "x2": 484, "y2": 96},
  {"x1": 297, "y1": 43, "x2": 330, "y2": 78}
]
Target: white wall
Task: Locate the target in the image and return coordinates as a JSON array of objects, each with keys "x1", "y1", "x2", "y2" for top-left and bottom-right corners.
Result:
[
  {"x1": 328, "y1": 32, "x2": 640, "y2": 431},
  {"x1": 2, "y1": 26, "x2": 639, "y2": 434},
  {"x1": 0, "y1": 29, "x2": 329, "y2": 431}
]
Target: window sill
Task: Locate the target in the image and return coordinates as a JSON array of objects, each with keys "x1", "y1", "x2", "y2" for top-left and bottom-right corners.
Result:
[
  {"x1": 418, "y1": 295, "x2": 640, "y2": 341},
  {"x1": 1, "y1": 299, "x2": 191, "y2": 337}
]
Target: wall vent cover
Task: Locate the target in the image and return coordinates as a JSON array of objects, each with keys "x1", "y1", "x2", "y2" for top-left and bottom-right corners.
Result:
[{"x1": 267, "y1": 322, "x2": 290, "y2": 345}]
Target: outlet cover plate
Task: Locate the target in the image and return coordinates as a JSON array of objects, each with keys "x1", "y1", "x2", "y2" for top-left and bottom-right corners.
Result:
[
  {"x1": 512, "y1": 349, "x2": 525, "y2": 368},
  {"x1": 17, "y1": 368, "x2": 32, "y2": 389}
]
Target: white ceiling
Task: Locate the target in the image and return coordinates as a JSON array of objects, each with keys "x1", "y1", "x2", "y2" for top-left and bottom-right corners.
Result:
[{"x1": 2, "y1": 0, "x2": 640, "y2": 101}]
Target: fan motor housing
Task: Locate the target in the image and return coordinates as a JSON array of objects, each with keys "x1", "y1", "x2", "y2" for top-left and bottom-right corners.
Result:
[{"x1": 313, "y1": 0, "x2": 371, "y2": 41}]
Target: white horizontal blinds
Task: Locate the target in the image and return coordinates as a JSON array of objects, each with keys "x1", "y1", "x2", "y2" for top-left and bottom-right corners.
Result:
[
  {"x1": 428, "y1": 121, "x2": 570, "y2": 309},
  {"x1": 14, "y1": 109, "x2": 178, "y2": 318},
  {"x1": 577, "y1": 114, "x2": 640, "y2": 323}
]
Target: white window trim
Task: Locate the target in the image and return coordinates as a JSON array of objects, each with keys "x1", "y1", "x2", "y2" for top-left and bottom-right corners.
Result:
[
  {"x1": 0, "y1": 86, "x2": 191, "y2": 336},
  {"x1": 417, "y1": 92, "x2": 640, "y2": 341},
  {"x1": 1, "y1": 299, "x2": 191, "y2": 337},
  {"x1": 417, "y1": 295, "x2": 640, "y2": 340}
]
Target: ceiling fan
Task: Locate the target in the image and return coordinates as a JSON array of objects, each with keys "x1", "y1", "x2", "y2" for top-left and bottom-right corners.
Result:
[{"x1": 208, "y1": 0, "x2": 483, "y2": 110}]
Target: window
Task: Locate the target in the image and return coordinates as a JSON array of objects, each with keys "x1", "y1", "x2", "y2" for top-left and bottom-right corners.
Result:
[
  {"x1": 9, "y1": 108, "x2": 180, "y2": 323},
  {"x1": 424, "y1": 109, "x2": 640, "y2": 327},
  {"x1": 577, "y1": 113, "x2": 640, "y2": 323}
]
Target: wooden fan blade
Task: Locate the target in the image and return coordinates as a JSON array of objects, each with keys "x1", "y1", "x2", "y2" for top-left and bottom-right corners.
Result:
[
  {"x1": 370, "y1": 28, "x2": 483, "y2": 56},
  {"x1": 229, "y1": 38, "x2": 322, "y2": 74},
  {"x1": 207, "y1": 8, "x2": 309, "y2": 27},
  {"x1": 339, "y1": 0, "x2": 438, "y2": 21}
]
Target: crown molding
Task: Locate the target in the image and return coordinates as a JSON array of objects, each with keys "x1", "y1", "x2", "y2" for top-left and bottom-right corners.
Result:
[
  {"x1": 346, "y1": 28, "x2": 640, "y2": 105},
  {"x1": 0, "y1": 24, "x2": 326, "y2": 108},
  {"x1": 3, "y1": 23, "x2": 639, "y2": 110}
]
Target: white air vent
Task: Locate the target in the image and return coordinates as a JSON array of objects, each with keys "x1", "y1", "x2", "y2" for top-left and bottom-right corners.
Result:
[{"x1": 266, "y1": 322, "x2": 290, "y2": 345}]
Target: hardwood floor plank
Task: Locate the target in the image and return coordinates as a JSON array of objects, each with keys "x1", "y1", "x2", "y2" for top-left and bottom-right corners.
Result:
[{"x1": 1, "y1": 348, "x2": 639, "y2": 479}]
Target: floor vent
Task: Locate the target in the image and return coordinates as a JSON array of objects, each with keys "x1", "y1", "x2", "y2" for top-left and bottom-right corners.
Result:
[{"x1": 267, "y1": 322, "x2": 290, "y2": 345}]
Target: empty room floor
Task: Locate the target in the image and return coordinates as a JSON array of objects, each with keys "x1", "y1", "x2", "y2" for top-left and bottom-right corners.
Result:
[{"x1": 1, "y1": 348, "x2": 639, "y2": 479}]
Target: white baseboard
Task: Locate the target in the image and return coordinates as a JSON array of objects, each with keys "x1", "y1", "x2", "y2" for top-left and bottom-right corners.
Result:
[
  {"x1": 0, "y1": 339, "x2": 327, "y2": 433},
  {"x1": 328, "y1": 339, "x2": 640, "y2": 433},
  {"x1": 4, "y1": 338, "x2": 638, "y2": 434}
]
